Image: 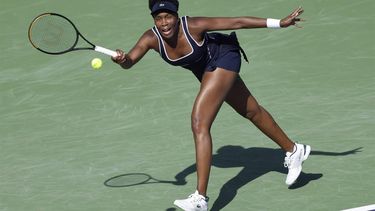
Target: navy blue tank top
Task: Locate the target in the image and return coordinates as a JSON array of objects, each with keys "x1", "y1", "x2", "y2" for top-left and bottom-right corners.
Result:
[{"x1": 151, "y1": 16, "x2": 208, "y2": 71}]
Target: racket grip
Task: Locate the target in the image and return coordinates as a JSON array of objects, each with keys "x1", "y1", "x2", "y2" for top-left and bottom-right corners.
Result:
[{"x1": 95, "y1": 46, "x2": 117, "y2": 57}]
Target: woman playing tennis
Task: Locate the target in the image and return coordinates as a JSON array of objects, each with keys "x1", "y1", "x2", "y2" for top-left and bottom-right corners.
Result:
[{"x1": 112, "y1": 0, "x2": 310, "y2": 210}]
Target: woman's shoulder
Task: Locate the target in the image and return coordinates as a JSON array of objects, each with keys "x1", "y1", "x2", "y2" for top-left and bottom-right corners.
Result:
[
  {"x1": 139, "y1": 29, "x2": 158, "y2": 41},
  {"x1": 183, "y1": 16, "x2": 208, "y2": 38},
  {"x1": 137, "y1": 29, "x2": 159, "y2": 51},
  {"x1": 184, "y1": 16, "x2": 208, "y2": 30},
  {"x1": 143, "y1": 28, "x2": 156, "y2": 36}
]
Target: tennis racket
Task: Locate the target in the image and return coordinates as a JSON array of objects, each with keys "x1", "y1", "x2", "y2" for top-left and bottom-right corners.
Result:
[
  {"x1": 28, "y1": 13, "x2": 117, "y2": 57},
  {"x1": 104, "y1": 173, "x2": 179, "y2": 187}
]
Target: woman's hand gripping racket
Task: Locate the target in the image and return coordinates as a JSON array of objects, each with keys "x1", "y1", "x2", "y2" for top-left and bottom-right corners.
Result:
[{"x1": 28, "y1": 13, "x2": 117, "y2": 57}]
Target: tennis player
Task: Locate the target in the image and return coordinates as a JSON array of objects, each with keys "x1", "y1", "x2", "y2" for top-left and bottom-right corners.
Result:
[{"x1": 112, "y1": 0, "x2": 310, "y2": 210}]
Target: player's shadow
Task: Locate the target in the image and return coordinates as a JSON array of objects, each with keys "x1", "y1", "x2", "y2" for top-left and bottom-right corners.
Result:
[{"x1": 173, "y1": 145, "x2": 361, "y2": 211}]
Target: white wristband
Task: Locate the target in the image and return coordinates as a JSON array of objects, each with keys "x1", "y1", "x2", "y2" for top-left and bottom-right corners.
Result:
[{"x1": 267, "y1": 18, "x2": 281, "y2": 28}]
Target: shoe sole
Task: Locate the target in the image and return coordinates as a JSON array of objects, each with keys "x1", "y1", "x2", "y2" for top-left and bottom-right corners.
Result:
[{"x1": 174, "y1": 200, "x2": 208, "y2": 211}]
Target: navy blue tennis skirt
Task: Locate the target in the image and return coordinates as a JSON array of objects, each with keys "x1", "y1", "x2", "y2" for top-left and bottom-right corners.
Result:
[{"x1": 192, "y1": 32, "x2": 248, "y2": 81}]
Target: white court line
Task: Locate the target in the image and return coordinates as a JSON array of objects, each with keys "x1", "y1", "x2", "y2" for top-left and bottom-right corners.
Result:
[{"x1": 341, "y1": 204, "x2": 375, "y2": 211}]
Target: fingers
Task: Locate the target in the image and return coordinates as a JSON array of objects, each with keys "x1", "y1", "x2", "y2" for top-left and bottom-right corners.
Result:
[
  {"x1": 292, "y1": 19, "x2": 304, "y2": 28},
  {"x1": 111, "y1": 49, "x2": 126, "y2": 64},
  {"x1": 296, "y1": 6, "x2": 304, "y2": 15},
  {"x1": 294, "y1": 18, "x2": 306, "y2": 22},
  {"x1": 291, "y1": 6, "x2": 304, "y2": 18},
  {"x1": 291, "y1": 7, "x2": 305, "y2": 28}
]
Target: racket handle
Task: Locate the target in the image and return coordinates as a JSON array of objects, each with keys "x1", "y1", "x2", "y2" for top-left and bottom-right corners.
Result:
[{"x1": 95, "y1": 46, "x2": 117, "y2": 57}]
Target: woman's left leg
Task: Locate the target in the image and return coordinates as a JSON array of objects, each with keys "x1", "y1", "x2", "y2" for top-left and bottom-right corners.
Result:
[
  {"x1": 224, "y1": 76, "x2": 311, "y2": 186},
  {"x1": 224, "y1": 77, "x2": 295, "y2": 152}
]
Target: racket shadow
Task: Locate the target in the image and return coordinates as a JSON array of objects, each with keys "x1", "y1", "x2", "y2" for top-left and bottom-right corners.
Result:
[
  {"x1": 104, "y1": 173, "x2": 183, "y2": 188},
  {"x1": 173, "y1": 145, "x2": 361, "y2": 211}
]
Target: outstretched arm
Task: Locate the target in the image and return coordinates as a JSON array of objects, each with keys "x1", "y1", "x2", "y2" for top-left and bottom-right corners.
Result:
[
  {"x1": 112, "y1": 29, "x2": 158, "y2": 69},
  {"x1": 189, "y1": 7, "x2": 304, "y2": 32}
]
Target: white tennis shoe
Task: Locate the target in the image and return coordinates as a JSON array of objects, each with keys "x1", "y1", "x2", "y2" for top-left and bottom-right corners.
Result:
[
  {"x1": 174, "y1": 190, "x2": 208, "y2": 211},
  {"x1": 284, "y1": 143, "x2": 311, "y2": 186}
]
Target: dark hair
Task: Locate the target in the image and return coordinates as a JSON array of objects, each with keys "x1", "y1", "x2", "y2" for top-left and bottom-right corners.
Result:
[{"x1": 148, "y1": 0, "x2": 179, "y2": 12}]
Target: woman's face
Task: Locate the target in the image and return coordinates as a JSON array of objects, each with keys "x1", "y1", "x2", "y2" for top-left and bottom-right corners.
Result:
[{"x1": 153, "y1": 12, "x2": 179, "y2": 39}]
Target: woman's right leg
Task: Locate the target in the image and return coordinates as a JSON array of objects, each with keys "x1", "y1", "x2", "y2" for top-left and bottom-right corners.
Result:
[
  {"x1": 174, "y1": 68, "x2": 238, "y2": 211},
  {"x1": 191, "y1": 69, "x2": 238, "y2": 196}
]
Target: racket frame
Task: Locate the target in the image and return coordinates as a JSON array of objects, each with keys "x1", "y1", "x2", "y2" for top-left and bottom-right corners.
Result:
[{"x1": 28, "y1": 12, "x2": 117, "y2": 57}]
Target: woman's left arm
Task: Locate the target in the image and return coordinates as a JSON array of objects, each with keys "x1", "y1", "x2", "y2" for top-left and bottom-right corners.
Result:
[{"x1": 190, "y1": 7, "x2": 304, "y2": 32}]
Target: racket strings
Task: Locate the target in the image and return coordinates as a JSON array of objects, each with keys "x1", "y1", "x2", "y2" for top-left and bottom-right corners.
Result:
[{"x1": 29, "y1": 14, "x2": 77, "y2": 53}]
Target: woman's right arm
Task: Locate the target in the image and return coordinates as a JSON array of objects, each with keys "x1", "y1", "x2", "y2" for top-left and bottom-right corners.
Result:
[{"x1": 112, "y1": 29, "x2": 158, "y2": 69}]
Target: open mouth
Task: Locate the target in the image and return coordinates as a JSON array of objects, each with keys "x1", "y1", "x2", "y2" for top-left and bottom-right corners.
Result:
[{"x1": 161, "y1": 27, "x2": 172, "y2": 36}]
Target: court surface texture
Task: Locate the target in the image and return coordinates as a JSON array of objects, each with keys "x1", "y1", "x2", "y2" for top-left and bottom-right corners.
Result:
[{"x1": 1, "y1": 0, "x2": 374, "y2": 210}]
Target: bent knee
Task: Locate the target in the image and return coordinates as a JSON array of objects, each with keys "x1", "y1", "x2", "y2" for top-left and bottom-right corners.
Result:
[{"x1": 243, "y1": 104, "x2": 262, "y2": 120}]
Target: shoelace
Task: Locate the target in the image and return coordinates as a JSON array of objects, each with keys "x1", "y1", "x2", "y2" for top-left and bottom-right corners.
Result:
[
  {"x1": 284, "y1": 146, "x2": 304, "y2": 168},
  {"x1": 188, "y1": 193, "x2": 205, "y2": 203},
  {"x1": 284, "y1": 156, "x2": 291, "y2": 168},
  {"x1": 188, "y1": 193, "x2": 209, "y2": 207},
  {"x1": 284, "y1": 145, "x2": 298, "y2": 168}
]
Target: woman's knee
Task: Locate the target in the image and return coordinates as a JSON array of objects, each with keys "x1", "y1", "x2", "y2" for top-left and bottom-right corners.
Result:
[
  {"x1": 191, "y1": 114, "x2": 211, "y2": 137},
  {"x1": 244, "y1": 104, "x2": 262, "y2": 121}
]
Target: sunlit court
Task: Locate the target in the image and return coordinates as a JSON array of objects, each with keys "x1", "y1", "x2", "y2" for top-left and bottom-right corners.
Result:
[{"x1": 1, "y1": 0, "x2": 374, "y2": 210}]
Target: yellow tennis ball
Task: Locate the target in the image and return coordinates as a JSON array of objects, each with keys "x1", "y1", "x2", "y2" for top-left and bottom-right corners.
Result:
[{"x1": 91, "y1": 58, "x2": 102, "y2": 69}]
